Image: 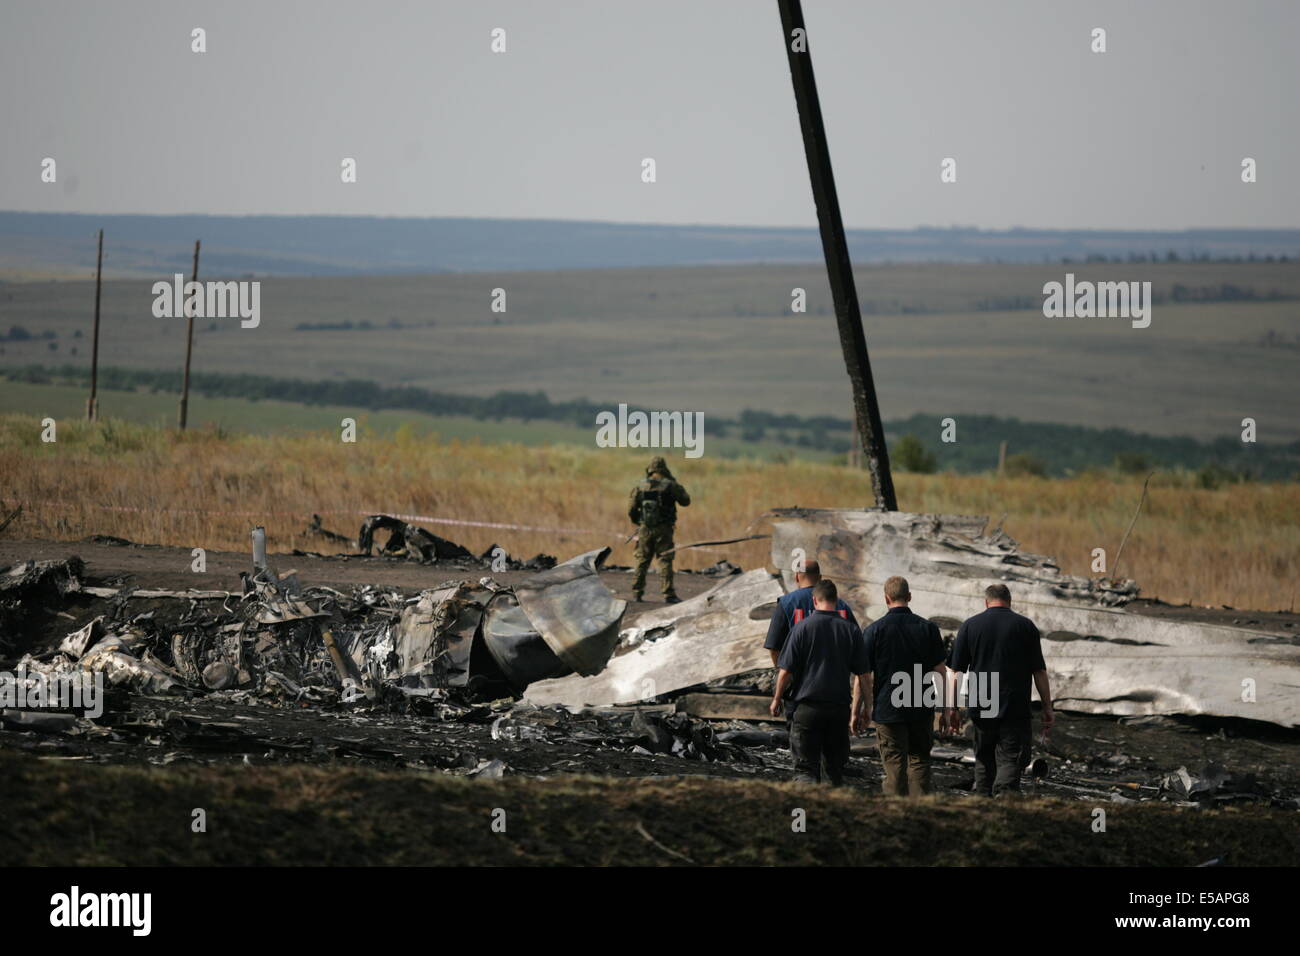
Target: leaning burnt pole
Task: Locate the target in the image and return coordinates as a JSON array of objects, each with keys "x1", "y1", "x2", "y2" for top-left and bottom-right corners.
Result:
[
  {"x1": 87, "y1": 228, "x2": 103, "y2": 421},
  {"x1": 178, "y1": 239, "x2": 200, "y2": 430},
  {"x1": 777, "y1": 0, "x2": 897, "y2": 510}
]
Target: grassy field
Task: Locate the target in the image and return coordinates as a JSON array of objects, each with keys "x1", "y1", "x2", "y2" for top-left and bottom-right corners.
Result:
[
  {"x1": 3, "y1": 261, "x2": 1298, "y2": 442},
  {"x1": 0, "y1": 378, "x2": 823, "y2": 461},
  {"x1": 2, "y1": 414, "x2": 1296, "y2": 610}
]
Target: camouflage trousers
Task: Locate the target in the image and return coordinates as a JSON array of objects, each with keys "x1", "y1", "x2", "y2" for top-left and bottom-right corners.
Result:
[{"x1": 632, "y1": 524, "x2": 676, "y2": 597}]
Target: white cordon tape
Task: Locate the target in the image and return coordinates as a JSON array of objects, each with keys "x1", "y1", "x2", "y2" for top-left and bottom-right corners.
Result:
[
  {"x1": 19, "y1": 500, "x2": 612, "y2": 536},
  {"x1": 355, "y1": 510, "x2": 611, "y2": 536},
  {"x1": 18, "y1": 501, "x2": 738, "y2": 554}
]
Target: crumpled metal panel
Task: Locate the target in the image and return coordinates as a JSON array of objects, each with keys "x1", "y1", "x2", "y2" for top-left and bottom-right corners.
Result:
[
  {"x1": 393, "y1": 584, "x2": 484, "y2": 687},
  {"x1": 513, "y1": 548, "x2": 627, "y2": 677},
  {"x1": 481, "y1": 590, "x2": 573, "y2": 692},
  {"x1": 59, "y1": 616, "x2": 105, "y2": 658},
  {"x1": 76, "y1": 634, "x2": 185, "y2": 695},
  {"x1": 0, "y1": 557, "x2": 84, "y2": 597},
  {"x1": 525, "y1": 568, "x2": 781, "y2": 707},
  {"x1": 767, "y1": 508, "x2": 1135, "y2": 619},
  {"x1": 343, "y1": 560, "x2": 621, "y2": 698},
  {"x1": 251, "y1": 590, "x2": 331, "y2": 625}
]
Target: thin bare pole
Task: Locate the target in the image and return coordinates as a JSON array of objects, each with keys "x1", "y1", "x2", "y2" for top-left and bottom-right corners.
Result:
[
  {"x1": 178, "y1": 240, "x2": 200, "y2": 430},
  {"x1": 1111, "y1": 471, "x2": 1155, "y2": 582},
  {"x1": 87, "y1": 229, "x2": 103, "y2": 420}
]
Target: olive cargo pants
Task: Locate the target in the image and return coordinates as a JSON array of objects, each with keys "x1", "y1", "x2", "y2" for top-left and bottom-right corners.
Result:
[{"x1": 632, "y1": 524, "x2": 676, "y2": 597}]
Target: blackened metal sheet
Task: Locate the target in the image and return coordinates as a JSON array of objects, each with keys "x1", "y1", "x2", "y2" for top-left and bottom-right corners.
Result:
[
  {"x1": 513, "y1": 548, "x2": 626, "y2": 677},
  {"x1": 481, "y1": 590, "x2": 573, "y2": 692}
]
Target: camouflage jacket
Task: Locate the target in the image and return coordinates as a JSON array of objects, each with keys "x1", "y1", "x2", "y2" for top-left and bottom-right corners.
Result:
[{"x1": 628, "y1": 476, "x2": 690, "y2": 528}]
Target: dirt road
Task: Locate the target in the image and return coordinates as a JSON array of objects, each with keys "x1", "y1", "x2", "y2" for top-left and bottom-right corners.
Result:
[{"x1": 0, "y1": 535, "x2": 721, "y2": 624}]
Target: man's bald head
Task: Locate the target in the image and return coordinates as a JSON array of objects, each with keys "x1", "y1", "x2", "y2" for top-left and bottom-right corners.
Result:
[{"x1": 795, "y1": 559, "x2": 822, "y2": 588}]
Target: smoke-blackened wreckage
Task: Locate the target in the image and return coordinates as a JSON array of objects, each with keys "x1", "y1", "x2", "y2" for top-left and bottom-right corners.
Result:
[{"x1": 2, "y1": 510, "x2": 1298, "y2": 808}]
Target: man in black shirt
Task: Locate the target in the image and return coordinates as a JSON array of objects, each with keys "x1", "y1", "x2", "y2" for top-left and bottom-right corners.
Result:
[
  {"x1": 946, "y1": 583, "x2": 1055, "y2": 796},
  {"x1": 771, "y1": 579, "x2": 868, "y2": 785},
  {"x1": 860, "y1": 575, "x2": 948, "y2": 796}
]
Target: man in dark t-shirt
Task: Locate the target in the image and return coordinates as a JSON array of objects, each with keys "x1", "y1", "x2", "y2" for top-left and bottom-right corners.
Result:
[
  {"x1": 947, "y1": 583, "x2": 1055, "y2": 796},
  {"x1": 860, "y1": 575, "x2": 948, "y2": 796},
  {"x1": 772, "y1": 579, "x2": 868, "y2": 785},
  {"x1": 764, "y1": 559, "x2": 859, "y2": 693},
  {"x1": 764, "y1": 560, "x2": 858, "y2": 780}
]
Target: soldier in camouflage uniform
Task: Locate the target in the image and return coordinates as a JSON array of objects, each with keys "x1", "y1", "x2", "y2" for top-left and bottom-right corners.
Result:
[{"x1": 628, "y1": 455, "x2": 691, "y2": 603}]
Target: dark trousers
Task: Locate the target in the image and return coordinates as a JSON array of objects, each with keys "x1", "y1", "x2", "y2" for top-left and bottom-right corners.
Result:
[
  {"x1": 971, "y1": 714, "x2": 1032, "y2": 796},
  {"x1": 874, "y1": 715, "x2": 935, "y2": 796},
  {"x1": 785, "y1": 701, "x2": 827, "y2": 780},
  {"x1": 790, "y1": 701, "x2": 850, "y2": 785}
]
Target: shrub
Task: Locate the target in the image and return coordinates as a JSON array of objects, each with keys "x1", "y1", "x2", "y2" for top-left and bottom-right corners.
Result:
[
  {"x1": 893, "y1": 434, "x2": 937, "y2": 474},
  {"x1": 1114, "y1": 451, "x2": 1153, "y2": 475},
  {"x1": 1004, "y1": 453, "x2": 1048, "y2": 478}
]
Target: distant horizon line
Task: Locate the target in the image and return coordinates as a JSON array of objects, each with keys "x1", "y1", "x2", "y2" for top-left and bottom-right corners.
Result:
[{"x1": 3, "y1": 210, "x2": 1299, "y2": 235}]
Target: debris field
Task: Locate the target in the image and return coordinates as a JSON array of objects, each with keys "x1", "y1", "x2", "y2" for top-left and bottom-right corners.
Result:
[{"x1": 2, "y1": 521, "x2": 1298, "y2": 815}]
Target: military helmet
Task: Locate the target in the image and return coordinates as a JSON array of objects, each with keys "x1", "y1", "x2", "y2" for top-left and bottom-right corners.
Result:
[{"x1": 646, "y1": 455, "x2": 673, "y2": 478}]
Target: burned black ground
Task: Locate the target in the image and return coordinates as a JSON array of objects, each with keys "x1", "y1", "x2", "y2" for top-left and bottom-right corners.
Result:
[{"x1": 3, "y1": 749, "x2": 1295, "y2": 866}]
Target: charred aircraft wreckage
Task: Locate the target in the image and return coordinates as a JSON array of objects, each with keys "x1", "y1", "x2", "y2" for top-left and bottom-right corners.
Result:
[
  {"x1": 529, "y1": 510, "x2": 1300, "y2": 730},
  {"x1": 2, "y1": 509, "x2": 1298, "y2": 806}
]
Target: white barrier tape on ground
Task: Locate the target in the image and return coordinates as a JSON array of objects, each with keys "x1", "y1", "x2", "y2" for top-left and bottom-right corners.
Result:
[
  {"x1": 17, "y1": 502, "x2": 748, "y2": 553},
  {"x1": 17, "y1": 500, "x2": 617, "y2": 537},
  {"x1": 355, "y1": 511, "x2": 614, "y2": 536}
]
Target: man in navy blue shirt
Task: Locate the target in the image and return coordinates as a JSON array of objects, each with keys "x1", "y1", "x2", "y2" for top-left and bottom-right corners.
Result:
[
  {"x1": 771, "y1": 580, "x2": 869, "y2": 785},
  {"x1": 860, "y1": 575, "x2": 948, "y2": 797},
  {"x1": 764, "y1": 559, "x2": 859, "y2": 724},
  {"x1": 946, "y1": 583, "x2": 1055, "y2": 796}
]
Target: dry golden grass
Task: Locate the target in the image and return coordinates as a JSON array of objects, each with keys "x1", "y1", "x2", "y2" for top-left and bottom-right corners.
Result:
[{"x1": 2, "y1": 415, "x2": 1296, "y2": 611}]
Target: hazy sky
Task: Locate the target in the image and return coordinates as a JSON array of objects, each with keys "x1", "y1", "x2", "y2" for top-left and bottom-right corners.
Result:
[{"x1": 2, "y1": 0, "x2": 1296, "y2": 229}]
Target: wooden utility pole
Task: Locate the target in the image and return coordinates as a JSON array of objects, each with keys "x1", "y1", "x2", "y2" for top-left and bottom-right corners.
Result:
[
  {"x1": 997, "y1": 440, "x2": 1008, "y2": 476},
  {"x1": 847, "y1": 406, "x2": 862, "y2": 469},
  {"x1": 87, "y1": 229, "x2": 103, "y2": 421},
  {"x1": 777, "y1": 0, "x2": 897, "y2": 510},
  {"x1": 178, "y1": 240, "x2": 200, "y2": 430}
]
